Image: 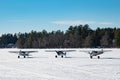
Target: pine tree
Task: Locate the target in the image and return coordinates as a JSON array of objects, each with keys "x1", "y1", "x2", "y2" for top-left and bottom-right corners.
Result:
[{"x1": 115, "y1": 29, "x2": 120, "y2": 47}]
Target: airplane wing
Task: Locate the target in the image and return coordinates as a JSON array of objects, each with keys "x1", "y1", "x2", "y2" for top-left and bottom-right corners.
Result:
[
  {"x1": 61, "y1": 50, "x2": 76, "y2": 52},
  {"x1": 23, "y1": 51, "x2": 38, "y2": 53},
  {"x1": 45, "y1": 50, "x2": 56, "y2": 52},
  {"x1": 9, "y1": 51, "x2": 19, "y2": 53},
  {"x1": 80, "y1": 49, "x2": 112, "y2": 54},
  {"x1": 103, "y1": 50, "x2": 112, "y2": 52},
  {"x1": 9, "y1": 50, "x2": 38, "y2": 53},
  {"x1": 45, "y1": 50, "x2": 75, "y2": 52},
  {"x1": 79, "y1": 50, "x2": 91, "y2": 54}
]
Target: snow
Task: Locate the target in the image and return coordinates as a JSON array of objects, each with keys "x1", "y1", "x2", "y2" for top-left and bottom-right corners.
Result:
[{"x1": 0, "y1": 48, "x2": 120, "y2": 80}]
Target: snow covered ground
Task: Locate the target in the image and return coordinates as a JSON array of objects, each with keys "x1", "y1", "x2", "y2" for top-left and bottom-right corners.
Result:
[{"x1": 0, "y1": 48, "x2": 120, "y2": 80}]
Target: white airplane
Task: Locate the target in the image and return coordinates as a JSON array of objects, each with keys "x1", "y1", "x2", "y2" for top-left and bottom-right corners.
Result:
[
  {"x1": 45, "y1": 50, "x2": 76, "y2": 58},
  {"x1": 9, "y1": 50, "x2": 38, "y2": 58},
  {"x1": 80, "y1": 49, "x2": 111, "y2": 59}
]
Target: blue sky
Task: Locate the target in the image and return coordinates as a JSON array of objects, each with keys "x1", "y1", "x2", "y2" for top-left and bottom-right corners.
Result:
[{"x1": 0, "y1": 0, "x2": 120, "y2": 35}]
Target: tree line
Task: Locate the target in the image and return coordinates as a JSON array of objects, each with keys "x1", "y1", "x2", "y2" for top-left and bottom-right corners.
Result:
[{"x1": 0, "y1": 24, "x2": 120, "y2": 48}]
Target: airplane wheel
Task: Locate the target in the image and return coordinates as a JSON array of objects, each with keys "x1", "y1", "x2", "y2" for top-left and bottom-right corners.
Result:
[
  {"x1": 90, "y1": 56, "x2": 92, "y2": 59},
  {"x1": 55, "y1": 55, "x2": 57, "y2": 58},
  {"x1": 18, "y1": 56, "x2": 20, "y2": 58},
  {"x1": 61, "y1": 55, "x2": 63, "y2": 58},
  {"x1": 98, "y1": 56, "x2": 100, "y2": 59},
  {"x1": 24, "y1": 56, "x2": 26, "y2": 58}
]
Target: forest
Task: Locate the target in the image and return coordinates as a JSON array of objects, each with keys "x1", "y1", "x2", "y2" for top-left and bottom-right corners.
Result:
[{"x1": 0, "y1": 24, "x2": 120, "y2": 48}]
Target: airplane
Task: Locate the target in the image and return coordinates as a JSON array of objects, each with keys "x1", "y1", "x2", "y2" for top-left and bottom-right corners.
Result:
[
  {"x1": 9, "y1": 50, "x2": 38, "y2": 58},
  {"x1": 45, "y1": 50, "x2": 76, "y2": 58},
  {"x1": 80, "y1": 49, "x2": 111, "y2": 59}
]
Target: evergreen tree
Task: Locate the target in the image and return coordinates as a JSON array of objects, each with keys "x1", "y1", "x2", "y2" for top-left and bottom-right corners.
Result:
[
  {"x1": 83, "y1": 32, "x2": 95, "y2": 48},
  {"x1": 100, "y1": 32, "x2": 112, "y2": 47},
  {"x1": 115, "y1": 29, "x2": 120, "y2": 47},
  {"x1": 0, "y1": 25, "x2": 120, "y2": 48}
]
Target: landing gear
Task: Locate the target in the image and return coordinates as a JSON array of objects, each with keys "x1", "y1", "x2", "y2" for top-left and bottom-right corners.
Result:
[
  {"x1": 55, "y1": 55, "x2": 64, "y2": 58},
  {"x1": 98, "y1": 56, "x2": 100, "y2": 59},
  {"x1": 55, "y1": 55, "x2": 57, "y2": 58},
  {"x1": 24, "y1": 56, "x2": 26, "y2": 58},
  {"x1": 90, "y1": 56, "x2": 93, "y2": 59},
  {"x1": 18, "y1": 56, "x2": 20, "y2": 58},
  {"x1": 61, "y1": 55, "x2": 63, "y2": 58}
]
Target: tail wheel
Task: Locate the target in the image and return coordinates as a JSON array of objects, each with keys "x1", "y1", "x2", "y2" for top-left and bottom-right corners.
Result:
[
  {"x1": 90, "y1": 56, "x2": 93, "y2": 59},
  {"x1": 55, "y1": 55, "x2": 57, "y2": 58},
  {"x1": 98, "y1": 56, "x2": 100, "y2": 59}
]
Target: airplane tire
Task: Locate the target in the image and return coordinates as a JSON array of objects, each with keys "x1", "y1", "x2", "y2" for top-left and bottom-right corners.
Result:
[
  {"x1": 61, "y1": 55, "x2": 63, "y2": 58},
  {"x1": 24, "y1": 56, "x2": 26, "y2": 58},
  {"x1": 55, "y1": 55, "x2": 57, "y2": 58},
  {"x1": 90, "y1": 56, "x2": 92, "y2": 59},
  {"x1": 98, "y1": 56, "x2": 100, "y2": 59},
  {"x1": 18, "y1": 56, "x2": 20, "y2": 58}
]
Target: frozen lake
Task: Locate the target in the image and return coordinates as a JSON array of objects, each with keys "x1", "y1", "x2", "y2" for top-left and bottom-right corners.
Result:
[{"x1": 0, "y1": 48, "x2": 120, "y2": 80}]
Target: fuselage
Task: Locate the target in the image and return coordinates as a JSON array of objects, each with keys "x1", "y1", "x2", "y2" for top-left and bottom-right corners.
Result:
[
  {"x1": 56, "y1": 51, "x2": 66, "y2": 56},
  {"x1": 19, "y1": 51, "x2": 29, "y2": 56},
  {"x1": 90, "y1": 50, "x2": 103, "y2": 56}
]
